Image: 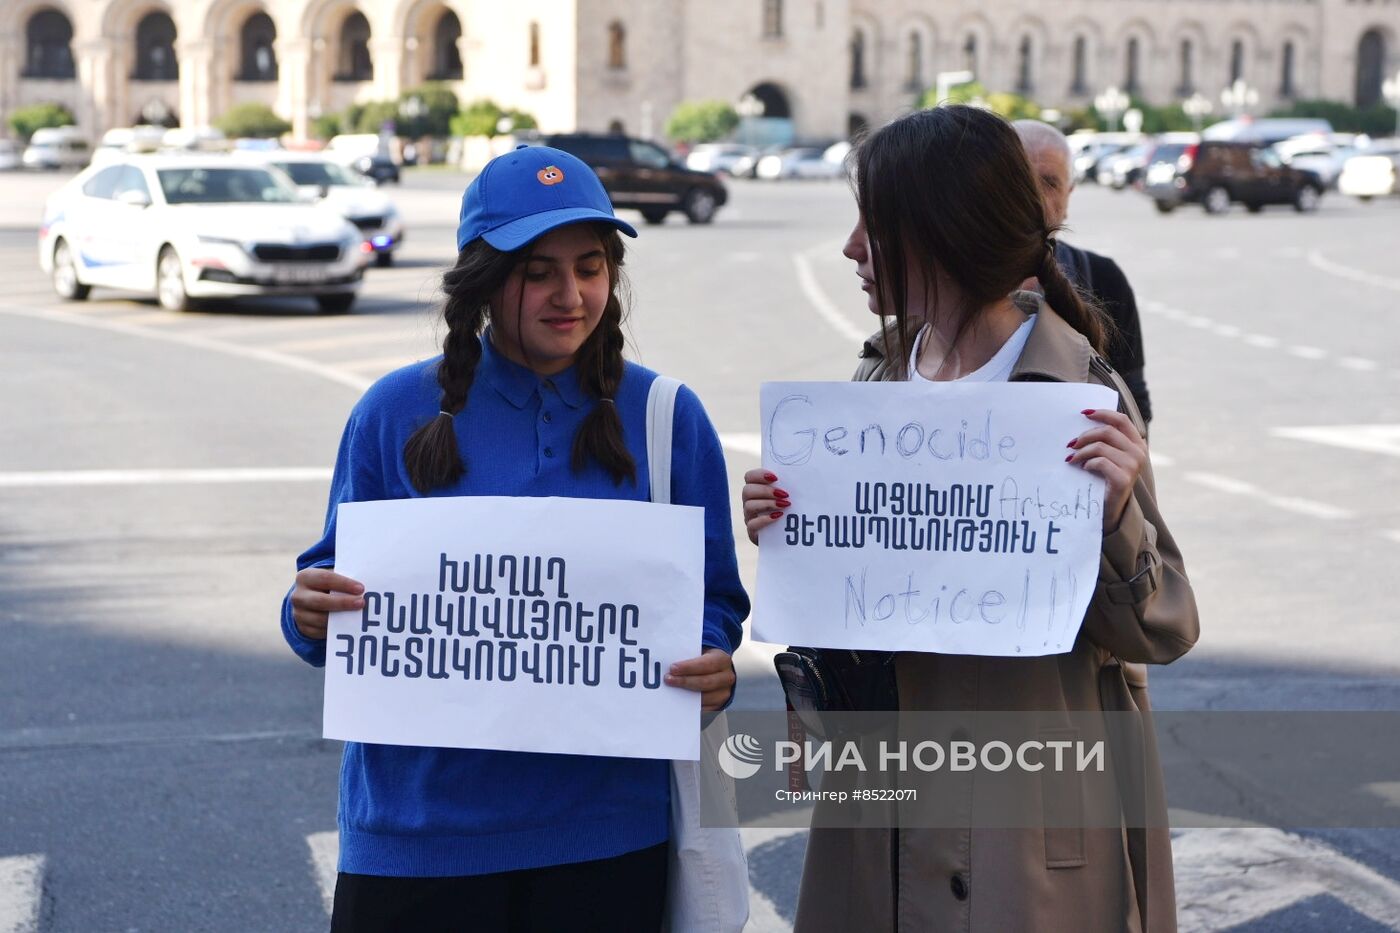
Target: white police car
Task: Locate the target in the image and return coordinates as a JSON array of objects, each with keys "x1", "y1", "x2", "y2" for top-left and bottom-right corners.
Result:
[{"x1": 39, "y1": 155, "x2": 368, "y2": 313}]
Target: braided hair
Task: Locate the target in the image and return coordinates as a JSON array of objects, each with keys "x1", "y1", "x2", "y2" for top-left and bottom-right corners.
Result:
[{"x1": 403, "y1": 223, "x2": 636, "y2": 493}]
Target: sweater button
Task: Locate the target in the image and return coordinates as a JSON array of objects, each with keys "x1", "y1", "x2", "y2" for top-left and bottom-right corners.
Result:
[
  {"x1": 950, "y1": 874, "x2": 968, "y2": 901},
  {"x1": 542, "y1": 410, "x2": 553, "y2": 424},
  {"x1": 543, "y1": 446, "x2": 554, "y2": 458}
]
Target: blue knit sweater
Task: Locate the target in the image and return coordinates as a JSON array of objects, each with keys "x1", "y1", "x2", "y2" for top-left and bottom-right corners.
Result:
[{"x1": 281, "y1": 334, "x2": 749, "y2": 877}]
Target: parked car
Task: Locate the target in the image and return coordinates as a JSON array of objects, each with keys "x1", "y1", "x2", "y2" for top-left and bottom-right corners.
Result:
[
  {"x1": 352, "y1": 153, "x2": 401, "y2": 185},
  {"x1": 1202, "y1": 117, "x2": 1334, "y2": 146},
  {"x1": 91, "y1": 125, "x2": 167, "y2": 165},
  {"x1": 1338, "y1": 143, "x2": 1400, "y2": 201},
  {"x1": 160, "y1": 126, "x2": 228, "y2": 153},
  {"x1": 239, "y1": 151, "x2": 404, "y2": 266},
  {"x1": 1096, "y1": 143, "x2": 1151, "y2": 190},
  {"x1": 0, "y1": 139, "x2": 19, "y2": 171},
  {"x1": 1072, "y1": 132, "x2": 1142, "y2": 184},
  {"x1": 684, "y1": 143, "x2": 759, "y2": 175},
  {"x1": 536, "y1": 133, "x2": 727, "y2": 224},
  {"x1": 325, "y1": 134, "x2": 401, "y2": 185},
  {"x1": 730, "y1": 144, "x2": 784, "y2": 178},
  {"x1": 22, "y1": 126, "x2": 90, "y2": 170},
  {"x1": 755, "y1": 147, "x2": 823, "y2": 180},
  {"x1": 38, "y1": 156, "x2": 368, "y2": 313},
  {"x1": 1144, "y1": 139, "x2": 1325, "y2": 214},
  {"x1": 1275, "y1": 134, "x2": 1362, "y2": 189}
]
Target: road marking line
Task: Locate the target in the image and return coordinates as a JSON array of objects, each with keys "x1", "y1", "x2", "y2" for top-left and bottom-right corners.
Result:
[
  {"x1": 1174, "y1": 827, "x2": 1400, "y2": 932},
  {"x1": 1183, "y1": 471, "x2": 1353, "y2": 520},
  {"x1": 1384, "y1": 530, "x2": 1400, "y2": 546},
  {"x1": 1182, "y1": 315, "x2": 1213, "y2": 329},
  {"x1": 267, "y1": 332, "x2": 423, "y2": 353},
  {"x1": 1272, "y1": 424, "x2": 1400, "y2": 458},
  {"x1": 0, "y1": 855, "x2": 43, "y2": 933},
  {"x1": 0, "y1": 467, "x2": 331, "y2": 488},
  {"x1": 1339, "y1": 356, "x2": 1380, "y2": 372},
  {"x1": 1243, "y1": 334, "x2": 1279, "y2": 349},
  {"x1": 792, "y1": 251, "x2": 869, "y2": 345},
  {"x1": 1308, "y1": 249, "x2": 1400, "y2": 293},
  {"x1": 1212, "y1": 324, "x2": 1242, "y2": 338},
  {"x1": 1288, "y1": 345, "x2": 1328, "y2": 360},
  {"x1": 0, "y1": 301, "x2": 371, "y2": 392},
  {"x1": 306, "y1": 832, "x2": 338, "y2": 916}
]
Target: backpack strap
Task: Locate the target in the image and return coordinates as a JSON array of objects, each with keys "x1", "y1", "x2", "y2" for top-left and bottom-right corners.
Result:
[{"x1": 646, "y1": 376, "x2": 682, "y2": 505}]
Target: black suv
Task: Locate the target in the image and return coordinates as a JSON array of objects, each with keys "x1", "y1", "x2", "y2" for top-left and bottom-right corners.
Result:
[
  {"x1": 536, "y1": 133, "x2": 727, "y2": 225},
  {"x1": 1145, "y1": 139, "x2": 1323, "y2": 215}
]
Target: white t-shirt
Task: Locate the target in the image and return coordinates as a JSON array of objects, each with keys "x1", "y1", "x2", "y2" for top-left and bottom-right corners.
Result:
[{"x1": 908, "y1": 315, "x2": 1037, "y2": 384}]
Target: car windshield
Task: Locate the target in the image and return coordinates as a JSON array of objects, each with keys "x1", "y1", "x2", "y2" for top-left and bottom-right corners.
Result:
[
  {"x1": 275, "y1": 161, "x2": 357, "y2": 187},
  {"x1": 1150, "y1": 144, "x2": 1190, "y2": 164},
  {"x1": 156, "y1": 167, "x2": 296, "y2": 204}
]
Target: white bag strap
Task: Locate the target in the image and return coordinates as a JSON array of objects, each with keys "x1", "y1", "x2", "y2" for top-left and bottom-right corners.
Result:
[{"x1": 646, "y1": 376, "x2": 682, "y2": 505}]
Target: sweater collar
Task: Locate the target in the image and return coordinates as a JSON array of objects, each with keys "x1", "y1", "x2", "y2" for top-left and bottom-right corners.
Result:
[{"x1": 478, "y1": 330, "x2": 588, "y2": 410}]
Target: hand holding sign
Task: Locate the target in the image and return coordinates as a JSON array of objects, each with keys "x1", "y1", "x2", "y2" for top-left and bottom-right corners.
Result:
[
  {"x1": 1068, "y1": 408, "x2": 1149, "y2": 532},
  {"x1": 290, "y1": 567, "x2": 366, "y2": 640}
]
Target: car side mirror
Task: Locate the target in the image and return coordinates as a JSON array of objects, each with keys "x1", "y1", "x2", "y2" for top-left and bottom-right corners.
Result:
[{"x1": 117, "y1": 189, "x2": 151, "y2": 208}]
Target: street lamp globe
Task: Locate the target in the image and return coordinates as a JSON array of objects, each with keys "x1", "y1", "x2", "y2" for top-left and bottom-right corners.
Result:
[
  {"x1": 1094, "y1": 85, "x2": 1130, "y2": 131},
  {"x1": 1182, "y1": 92, "x2": 1213, "y2": 131},
  {"x1": 1221, "y1": 79, "x2": 1260, "y2": 118}
]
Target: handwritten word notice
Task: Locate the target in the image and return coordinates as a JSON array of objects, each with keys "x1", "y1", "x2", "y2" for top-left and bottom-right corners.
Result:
[
  {"x1": 324, "y1": 496, "x2": 705, "y2": 760},
  {"x1": 754, "y1": 381, "x2": 1119, "y2": 656}
]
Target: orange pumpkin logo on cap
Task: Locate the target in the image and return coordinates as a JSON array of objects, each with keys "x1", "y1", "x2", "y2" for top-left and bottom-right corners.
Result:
[{"x1": 537, "y1": 166, "x2": 565, "y2": 186}]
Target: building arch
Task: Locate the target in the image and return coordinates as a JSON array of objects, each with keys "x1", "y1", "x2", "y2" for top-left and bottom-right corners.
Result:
[
  {"x1": 1276, "y1": 23, "x2": 1311, "y2": 99},
  {"x1": 1011, "y1": 17, "x2": 1050, "y2": 97},
  {"x1": 895, "y1": 14, "x2": 937, "y2": 94},
  {"x1": 23, "y1": 6, "x2": 76, "y2": 79},
  {"x1": 1063, "y1": 19, "x2": 1104, "y2": 97},
  {"x1": 1356, "y1": 28, "x2": 1390, "y2": 107},
  {"x1": 849, "y1": 14, "x2": 879, "y2": 92},
  {"x1": 393, "y1": 0, "x2": 465, "y2": 84},
  {"x1": 132, "y1": 9, "x2": 179, "y2": 81},
  {"x1": 949, "y1": 13, "x2": 995, "y2": 85},
  {"x1": 1170, "y1": 21, "x2": 1208, "y2": 97},
  {"x1": 1113, "y1": 19, "x2": 1158, "y2": 97},
  {"x1": 236, "y1": 10, "x2": 277, "y2": 81},
  {"x1": 1222, "y1": 21, "x2": 1263, "y2": 91}
]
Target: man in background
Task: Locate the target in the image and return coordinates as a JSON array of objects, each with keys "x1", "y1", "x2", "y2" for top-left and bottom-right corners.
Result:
[{"x1": 1013, "y1": 120, "x2": 1153, "y2": 425}]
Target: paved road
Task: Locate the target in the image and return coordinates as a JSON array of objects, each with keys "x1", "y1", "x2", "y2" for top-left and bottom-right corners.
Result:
[{"x1": 1, "y1": 167, "x2": 1398, "y2": 931}]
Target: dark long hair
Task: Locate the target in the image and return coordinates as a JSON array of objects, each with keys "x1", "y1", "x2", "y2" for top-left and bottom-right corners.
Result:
[
  {"x1": 854, "y1": 105, "x2": 1110, "y2": 377},
  {"x1": 402, "y1": 224, "x2": 636, "y2": 493}
]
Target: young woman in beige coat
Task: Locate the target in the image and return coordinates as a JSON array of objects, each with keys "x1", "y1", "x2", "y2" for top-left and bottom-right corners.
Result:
[{"x1": 742, "y1": 106, "x2": 1200, "y2": 932}]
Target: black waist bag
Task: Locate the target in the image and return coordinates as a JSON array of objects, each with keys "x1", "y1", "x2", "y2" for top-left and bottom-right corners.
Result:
[{"x1": 774, "y1": 648, "x2": 899, "y2": 739}]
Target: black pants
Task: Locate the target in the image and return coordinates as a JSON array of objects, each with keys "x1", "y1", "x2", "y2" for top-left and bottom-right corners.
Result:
[{"x1": 330, "y1": 842, "x2": 668, "y2": 933}]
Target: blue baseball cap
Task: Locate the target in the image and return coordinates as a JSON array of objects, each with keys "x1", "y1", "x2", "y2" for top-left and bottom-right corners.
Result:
[{"x1": 456, "y1": 145, "x2": 638, "y2": 252}]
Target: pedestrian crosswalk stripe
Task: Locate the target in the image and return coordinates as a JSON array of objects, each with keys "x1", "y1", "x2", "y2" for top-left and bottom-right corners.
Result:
[{"x1": 0, "y1": 854, "x2": 44, "y2": 933}]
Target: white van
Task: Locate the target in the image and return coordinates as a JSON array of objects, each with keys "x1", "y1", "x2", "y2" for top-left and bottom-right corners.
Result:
[{"x1": 22, "y1": 126, "x2": 91, "y2": 170}]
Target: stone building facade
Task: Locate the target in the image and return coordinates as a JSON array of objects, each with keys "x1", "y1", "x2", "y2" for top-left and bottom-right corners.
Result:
[{"x1": 2, "y1": 0, "x2": 1397, "y2": 143}]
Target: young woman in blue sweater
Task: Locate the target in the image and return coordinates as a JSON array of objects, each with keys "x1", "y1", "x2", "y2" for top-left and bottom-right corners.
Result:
[{"x1": 280, "y1": 146, "x2": 750, "y2": 932}]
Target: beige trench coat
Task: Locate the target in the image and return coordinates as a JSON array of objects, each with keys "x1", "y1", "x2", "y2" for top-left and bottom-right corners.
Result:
[{"x1": 793, "y1": 297, "x2": 1200, "y2": 933}]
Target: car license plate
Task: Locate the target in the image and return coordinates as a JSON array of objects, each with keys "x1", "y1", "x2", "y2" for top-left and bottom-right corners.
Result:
[{"x1": 273, "y1": 265, "x2": 329, "y2": 285}]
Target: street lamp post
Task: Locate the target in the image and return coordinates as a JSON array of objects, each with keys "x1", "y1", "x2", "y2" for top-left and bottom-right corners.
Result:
[
  {"x1": 1094, "y1": 85, "x2": 1130, "y2": 132},
  {"x1": 935, "y1": 69, "x2": 975, "y2": 106},
  {"x1": 735, "y1": 93, "x2": 764, "y2": 148},
  {"x1": 1383, "y1": 70, "x2": 1400, "y2": 139},
  {"x1": 1221, "y1": 78, "x2": 1260, "y2": 118},
  {"x1": 1182, "y1": 92, "x2": 1213, "y2": 132}
]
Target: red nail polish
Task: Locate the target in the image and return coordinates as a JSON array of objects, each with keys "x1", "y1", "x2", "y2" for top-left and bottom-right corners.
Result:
[
  {"x1": 775, "y1": 500, "x2": 791, "y2": 509},
  {"x1": 764, "y1": 472, "x2": 778, "y2": 482},
  {"x1": 1081, "y1": 409, "x2": 1096, "y2": 416},
  {"x1": 1067, "y1": 439, "x2": 1078, "y2": 449},
  {"x1": 1065, "y1": 454, "x2": 1074, "y2": 462},
  {"x1": 770, "y1": 511, "x2": 784, "y2": 519},
  {"x1": 773, "y1": 488, "x2": 789, "y2": 498}
]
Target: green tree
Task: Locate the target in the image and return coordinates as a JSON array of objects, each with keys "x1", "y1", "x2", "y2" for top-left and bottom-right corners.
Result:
[
  {"x1": 448, "y1": 100, "x2": 536, "y2": 137},
  {"x1": 213, "y1": 102, "x2": 291, "y2": 139},
  {"x1": 1268, "y1": 99, "x2": 1397, "y2": 136},
  {"x1": 919, "y1": 81, "x2": 986, "y2": 109},
  {"x1": 664, "y1": 100, "x2": 739, "y2": 143},
  {"x1": 8, "y1": 102, "x2": 74, "y2": 141},
  {"x1": 310, "y1": 112, "x2": 343, "y2": 141},
  {"x1": 350, "y1": 101, "x2": 400, "y2": 135},
  {"x1": 984, "y1": 92, "x2": 1042, "y2": 120},
  {"x1": 397, "y1": 82, "x2": 460, "y2": 138}
]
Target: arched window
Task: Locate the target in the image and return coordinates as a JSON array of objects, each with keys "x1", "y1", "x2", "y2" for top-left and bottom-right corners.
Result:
[
  {"x1": 607, "y1": 21, "x2": 626, "y2": 69},
  {"x1": 906, "y1": 31, "x2": 923, "y2": 90},
  {"x1": 24, "y1": 9, "x2": 75, "y2": 79},
  {"x1": 133, "y1": 11, "x2": 178, "y2": 81},
  {"x1": 336, "y1": 11, "x2": 372, "y2": 81},
  {"x1": 529, "y1": 21, "x2": 541, "y2": 67},
  {"x1": 963, "y1": 34, "x2": 977, "y2": 76},
  {"x1": 850, "y1": 29, "x2": 867, "y2": 90},
  {"x1": 1125, "y1": 37, "x2": 1141, "y2": 95},
  {"x1": 238, "y1": 12, "x2": 277, "y2": 81},
  {"x1": 763, "y1": 0, "x2": 783, "y2": 39},
  {"x1": 1178, "y1": 39, "x2": 1194, "y2": 95},
  {"x1": 1280, "y1": 41, "x2": 1296, "y2": 98},
  {"x1": 1230, "y1": 39, "x2": 1244, "y2": 84},
  {"x1": 1016, "y1": 36, "x2": 1033, "y2": 94},
  {"x1": 1071, "y1": 35, "x2": 1087, "y2": 94},
  {"x1": 1356, "y1": 29, "x2": 1385, "y2": 107},
  {"x1": 432, "y1": 10, "x2": 463, "y2": 79}
]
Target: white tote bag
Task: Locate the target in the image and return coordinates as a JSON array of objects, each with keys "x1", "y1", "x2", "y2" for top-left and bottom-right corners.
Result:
[{"x1": 647, "y1": 376, "x2": 750, "y2": 933}]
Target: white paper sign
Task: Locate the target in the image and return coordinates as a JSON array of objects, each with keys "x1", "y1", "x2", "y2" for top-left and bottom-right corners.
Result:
[
  {"x1": 754, "y1": 381, "x2": 1119, "y2": 656},
  {"x1": 324, "y1": 496, "x2": 706, "y2": 760}
]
